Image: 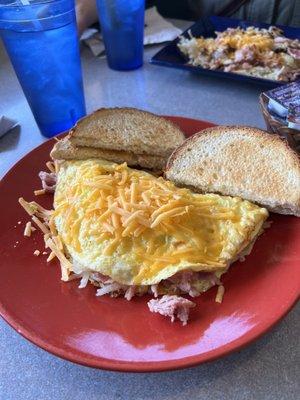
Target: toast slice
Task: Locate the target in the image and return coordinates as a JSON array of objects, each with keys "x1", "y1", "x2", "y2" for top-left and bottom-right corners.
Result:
[
  {"x1": 165, "y1": 126, "x2": 300, "y2": 216},
  {"x1": 68, "y1": 108, "x2": 185, "y2": 157},
  {"x1": 51, "y1": 137, "x2": 166, "y2": 170},
  {"x1": 51, "y1": 107, "x2": 185, "y2": 170}
]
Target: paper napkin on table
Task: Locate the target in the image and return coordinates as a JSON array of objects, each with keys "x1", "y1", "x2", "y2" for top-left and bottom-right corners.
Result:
[
  {"x1": 143, "y1": 6, "x2": 182, "y2": 45},
  {"x1": 81, "y1": 7, "x2": 182, "y2": 57},
  {"x1": 0, "y1": 116, "x2": 18, "y2": 138}
]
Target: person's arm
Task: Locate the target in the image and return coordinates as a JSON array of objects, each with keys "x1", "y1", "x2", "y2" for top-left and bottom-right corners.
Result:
[{"x1": 76, "y1": 0, "x2": 98, "y2": 36}]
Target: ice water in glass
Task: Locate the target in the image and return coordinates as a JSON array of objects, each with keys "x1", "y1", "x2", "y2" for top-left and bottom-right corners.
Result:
[
  {"x1": 0, "y1": 0, "x2": 86, "y2": 137},
  {"x1": 96, "y1": 0, "x2": 144, "y2": 71}
]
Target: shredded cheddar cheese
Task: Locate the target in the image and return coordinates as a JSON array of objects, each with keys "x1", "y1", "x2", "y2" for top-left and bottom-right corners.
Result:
[
  {"x1": 18, "y1": 159, "x2": 268, "y2": 287},
  {"x1": 32, "y1": 216, "x2": 50, "y2": 235},
  {"x1": 53, "y1": 162, "x2": 227, "y2": 252},
  {"x1": 34, "y1": 189, "x2": 46, "y2": 196},
  {"x1": 219, "y1": 33, "x2": 273, "y2": 51},
  {"x1": 215, "y1": 285, "x2": 225, "y2": 303},
  {"x1": 50, "y1": 159, "x2": 268, "y2": 285},
  {"x1": 47, "y1": 251, "x2": 56, "y2": 262},
  {"x1": 46, "y1": 161, "x2": 56, "y2": 173},
  {"x1": 24, "y1": 221, "x2": 32, "y2": 237}
]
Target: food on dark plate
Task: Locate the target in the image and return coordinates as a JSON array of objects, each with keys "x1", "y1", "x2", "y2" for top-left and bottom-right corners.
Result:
[{"x1": 178, "y1": 26, "x2": 300, "y2": 82}]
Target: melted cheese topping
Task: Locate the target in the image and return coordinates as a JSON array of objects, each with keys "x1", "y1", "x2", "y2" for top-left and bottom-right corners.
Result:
[
  {"x1": 53, "y1": 160, "x2": 268, "y2": 285},
  {"x1": 218, "y1": 33, "x2": 273, "y2": 51},
  {"x1": 194, "y1": 32, "x2": 273, "y2": 54}
]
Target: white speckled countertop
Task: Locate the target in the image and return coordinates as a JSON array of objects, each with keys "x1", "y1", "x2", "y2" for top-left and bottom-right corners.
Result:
[{"x1": 0, "y1": 20, "x2": 299, "y2": 400}]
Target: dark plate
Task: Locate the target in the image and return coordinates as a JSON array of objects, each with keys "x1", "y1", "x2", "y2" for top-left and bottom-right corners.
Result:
[{"x1": 150, "y1": 16, "x2": 300, "y2": 87}]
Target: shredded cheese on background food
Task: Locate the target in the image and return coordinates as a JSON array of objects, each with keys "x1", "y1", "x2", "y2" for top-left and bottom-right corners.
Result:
[{"x1": 178, "y1": 26, "x2": 300, "y2": 82}]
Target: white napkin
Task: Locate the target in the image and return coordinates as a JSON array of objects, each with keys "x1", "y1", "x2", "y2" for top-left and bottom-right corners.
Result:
[
  {"x1": 82, "y1": 7, "x2": 182, "y2": 57},
  {"x1": 144, "y1": 7, "x2": 182, "y2": 45},
  {"x1": 0, "y1": 116, "x2": 18, "y2": 138}
]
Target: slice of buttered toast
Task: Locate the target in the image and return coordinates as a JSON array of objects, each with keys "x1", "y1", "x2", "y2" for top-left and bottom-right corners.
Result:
[
  {"x1": 165, "y1": 125, "x2": 300, "y2": 216},
  {"x1": 51, "y1": 136, "x2": 166, "y2": 170},
  {"x1": 51, "y1": 107, "x2": 185, "y2": 170}
]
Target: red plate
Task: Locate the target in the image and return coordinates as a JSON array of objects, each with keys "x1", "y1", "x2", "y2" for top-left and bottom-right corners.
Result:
[{"x1": 0, "y1": 116, "x2": 299, "y2": 372}]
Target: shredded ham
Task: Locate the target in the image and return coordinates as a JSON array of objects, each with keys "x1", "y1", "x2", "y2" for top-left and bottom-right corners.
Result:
[
  {"x1": 148, "y1": 295, "x2": 196, "y2": 325},
  {"x1": 150, "y1": 284, "x2": 159, "y2": 298},
  {"x1": 90, "y1": 272, "x2": 114, "y2": 284},
  {"x1": 78, "y1": 272, "x2": 90, "y2": 289},
  {"x1": 75, "y1": 269, "x2": 222, "y2": 307},
  {"x1": 168, "y1": 270, "x2": 194, "y2": 291},
  {"x1": 124, "y1": 286, "x2": 136, "y2": 301},
  {"x1": 96, "y1": 283, "x2": 124, "y2": 296},
  {"x1": 234, "y1": 45, "x2": 256, "y2": 63},
  {"x1": 168, "y1": 270, "x2": 219, "y2": 297},
  {"x1": 38, "y1": 171, "x2": 57, "y2": 193},
  {"x1": 274, "y1": 36, "x2": 288, "y2": 44},
  {"x1": 287, "y1": 47, "x2": 300, "y2": 60}
]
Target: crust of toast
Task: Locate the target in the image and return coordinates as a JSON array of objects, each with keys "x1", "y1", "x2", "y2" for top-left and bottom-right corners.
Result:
[
  {"x1": 165, "y1": 125, "x2": 300, "y2": 216},
  {"x1": 69, "y1": 107, "x2": 185, "y2": 157},
  {"x1": 51, "y1": 137, "x2": 166, "y2": 170}
]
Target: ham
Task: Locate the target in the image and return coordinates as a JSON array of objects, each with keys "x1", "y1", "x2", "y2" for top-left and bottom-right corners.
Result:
[
  {"x1": 288, "y1": 47, "x2": 300, "y2": 60},
  {"x1": 147, "y1": 295, "x2": 196, "y2": 325},
  {"x1": 168, "y1": 270, "x2": 195, "y2": 293},
  {"x1": 274, "y1": 36, "x2": 288, "y2": 44},
  {"x1": 90, "y1": 272, "x2": 113, "y2": 284},
  {"x1": 38, "y1": 171, "x2": 57, "y2": 193},
  {"x1": 96, "y1": 283, "x2": 125, "y2": 297},
  {"x1": 168, "y1": 270, "x2": 218, "y2": 297},
  {"x1": 150, "y1": 284, "x2": 159, "y2": 297},
  {"x1": 234, "y1": 45, "x2": 256, "y2": 63},
  {"x1": 124, "y1": 286, "x2": 136, "y2": 301},
  {"x1": 74, "y1": 269, "x2": 220, "y2": 325}
]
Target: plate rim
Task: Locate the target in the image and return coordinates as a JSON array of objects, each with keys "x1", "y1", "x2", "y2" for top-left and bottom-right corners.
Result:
[
  {"x1": 1, "y1": 289, "x2": 299, "y2": 372},
  {"x1": 0, "y1": 115, "x2": 299, "y2": 372}
]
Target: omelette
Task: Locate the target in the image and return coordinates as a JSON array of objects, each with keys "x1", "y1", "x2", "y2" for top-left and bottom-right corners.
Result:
[{"x1": 20, "y1": 159, "x2": 268, "y2": 324}]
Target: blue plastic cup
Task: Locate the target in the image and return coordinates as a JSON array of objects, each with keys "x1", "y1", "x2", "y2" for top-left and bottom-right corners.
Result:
[
  {"x1": 0, "y1": 0, "x2": 86, "y2": 137},
  {"x1": 96, "y1": 0, "x2": 144, "y2": 71}
]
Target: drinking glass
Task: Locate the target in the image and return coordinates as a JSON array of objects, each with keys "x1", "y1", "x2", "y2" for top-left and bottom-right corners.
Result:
[
  {"x1": 96, "y1": 0, "x2": 144, "y2": 71},
  {"x1": 0, "y1": 0, "x2": 86, "y2": 137}
]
